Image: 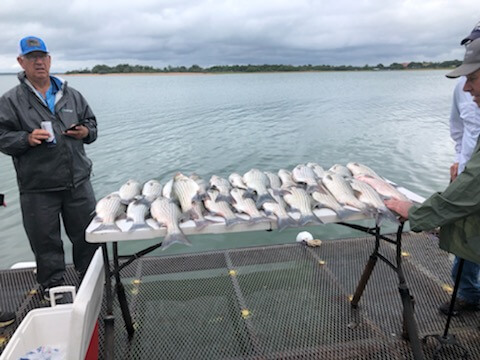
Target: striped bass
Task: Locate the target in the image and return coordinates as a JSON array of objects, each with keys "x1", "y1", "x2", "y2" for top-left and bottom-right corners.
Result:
[
  {"x1": 150, "y1": 197, "x2": 191, "y2": 249},
  {"x1": 311, "y1": 183, "x2": 353, "y2": 219},
  {"x1": 306, "y1": 162, "x2": 326, "y2": 179},
  {"x1": 350, "y1": 179, "x2": 399, "y2": 225},
  {"x1": 262, "y1": 192, "x2": 297, "y2": 231},
  {"x1": 204, "y1": 190, "x2": 244, "y2": 227},
  {"x1": 91, "y1": 193, "x2": 125, "y2": 232},
  {"x1": 172, "y1": 172, "x2": 201, "y2": 216},
  {"x1": 229, "y1": 173, "x2": 248, "y2": 190},
  {"x1": 354, "y1": 174, "x2": 409, "y2": 201},
  {"x1": 125, "y1": 198, "x2": 153, "y2": 231},
  {"x1": 346, "y1": 162, "x2": 382, "y2": 179},
  {"x1": 292, "y1": 164, "x2": 318, "y2": 191},
  {"x1": 231, "y1": 188, "x2": 269, "y2": 224},
  {"x1": 278, "y1": 169, "x2": 297, "y2": 189},
  {"x1": 322, "y1": 173, "x2": 368, "y2": 212},
  {"x1": 209, "y1": 175, "x2": 233, "y2": 202},
  {"x1": 328, "y1": 164, "x2": 353, "y2": 179},
  {"x1": 119, "y1": 179, "x2": 142, "y2": 204},
  {"x1": 142, "y1": 179, "x2": 163, "y2": 203},
  {"x1": 264, "y1": 171, "x2": 282, "y2": 191},
  {"x1": 243, "y1": 168, "x2": 274, "y2": 207},
  {"x1": 283, "y1": 187, "x2": 322, "y2": 226}
]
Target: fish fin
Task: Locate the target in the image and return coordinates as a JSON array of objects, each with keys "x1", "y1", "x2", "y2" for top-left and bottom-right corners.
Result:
[
  {"x1": 90, "y1": 223, "x2": 122, "y2": 233},
  {"x1": 242, "y1": 191, "x2": 256, "y2": 199},
  {"x1": 128, "y1": 223, "x2": 154, "y2": 232},
  {"x1": 334, "y1": 207, "x2": 358, "y2": 220},
  {"x1": 225, "y1": 217, "x2": 245, "y2": 227},
  {"x1": 192, "y1": 194, "x2": 203, "y2": 203},
  {"x1": 286, "y1": 205, "x2": 300, "y2": 213},
  {"x1": 271, "y1": 188, "x2": 290, "y2": 197},
  {"x1": 376, "y1": 209, "x2": 400, "y2": 226},
  {"x1": 249, "y1": 216, "x2": 271, "y2": 225},
  {"x1": 300, "y1": 215, "x2": 323, "y2": 226},
  {"x1": 216, "y1": 194, "x2": 233, "y2": 203},
  {"x1": 262, "y1": 208, "x2": 274, "y2": 216},
  {"x1": 255, "y1": 193, "x2": 275, "y2": 208},
  {"x1": 276, "y1": 216, "x2": 298, "y2": 231},
  {"x1": 193, "y1": 219, "x2": 210, "y2": 230},
  {"x1": 136, "y1": 197, "x2": 151, "y2": 206},
  {"x1": 161, "y1": 231, "x2": 191, "y2": 250}
]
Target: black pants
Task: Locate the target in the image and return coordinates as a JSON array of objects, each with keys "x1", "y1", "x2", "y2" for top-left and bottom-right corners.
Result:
[{"x1": 20, "y1": 180, "x2": 98, "y2": 288}]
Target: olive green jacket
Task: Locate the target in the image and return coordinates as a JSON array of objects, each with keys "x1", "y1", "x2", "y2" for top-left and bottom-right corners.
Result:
[{"x1": 408, "y1": 140, "x2": 480, "y2": 263}]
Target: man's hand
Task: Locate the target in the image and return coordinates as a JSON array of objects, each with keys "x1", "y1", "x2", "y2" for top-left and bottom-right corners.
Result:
[
  {"x1": 64, "y1": 125, "x2": 89, "y2": 140},
  {"x1": 28, "y1": 129, "x2": 50, "y2": 146},
  {"x1": 384, "y1": 199, "x2": 413, "y2": 221},
  {"x1": 450, "y1": 162, "x2": 459, "y2": 182}
]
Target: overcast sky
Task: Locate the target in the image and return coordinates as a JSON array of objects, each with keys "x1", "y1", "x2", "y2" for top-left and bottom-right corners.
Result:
[{"x1": 0, "y1": 0, "x2": 478, "y2": 73}]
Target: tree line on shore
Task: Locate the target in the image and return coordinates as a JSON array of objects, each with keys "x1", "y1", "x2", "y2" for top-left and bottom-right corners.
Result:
[{"x1": 65, "y1": 60, "x2": 462, "y2": 74}]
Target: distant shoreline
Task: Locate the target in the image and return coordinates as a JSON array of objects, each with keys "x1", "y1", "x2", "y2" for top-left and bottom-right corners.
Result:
[
  {"x1": 61, "y1": 68, "x2": 454, "y2": 76},
  {"x1": 0, "y1": 68, "x2": 456, "y2": 77}
]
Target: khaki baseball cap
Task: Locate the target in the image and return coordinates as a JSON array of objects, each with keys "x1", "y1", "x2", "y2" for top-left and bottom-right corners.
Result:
[{"x1": 446, "y1": 38, "x2": 480, "y2": 78}]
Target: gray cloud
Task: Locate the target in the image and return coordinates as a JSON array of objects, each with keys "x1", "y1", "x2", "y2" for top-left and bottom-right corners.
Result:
[{"x1": 0, "y1": 0, "x2": 477, "y2": 72}]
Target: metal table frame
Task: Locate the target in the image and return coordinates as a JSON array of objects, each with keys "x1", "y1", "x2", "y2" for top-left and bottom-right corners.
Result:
[
  {"x1": 338, "y1": 221, "x2": 425, "y2": 360},
  {"x1": 96, "y1": 219, "x2": 428, "y2": 360}
]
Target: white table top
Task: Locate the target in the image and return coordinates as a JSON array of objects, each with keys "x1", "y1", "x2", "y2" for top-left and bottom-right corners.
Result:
[{"x1": 86, "y1": 185, "x2": 424, "y2": 244}]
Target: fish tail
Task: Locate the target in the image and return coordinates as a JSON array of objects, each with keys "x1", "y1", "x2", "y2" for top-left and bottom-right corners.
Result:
[
  {"x1": 256, "y1": 193, "x2": 275, "y2": 208},
  {"x1": 300, "y1": 215, "x2": 323, "y2": 226},
  {"x1": 225, "y1": 217, "x2": 245, "y2": 227},
  {"x1": 376, "y1": 209, "x2": 400, "y2": 226},
  {"x1": 91, "y1": 222, "x2": 122, "y2": 233},
  {"x1": 249, "y1": 216, "x2": 271, "y2": 225},
  {"x1": 162, "y1": 231, "x2": 192, "y2": 250},
  {"x1": 242, "y1": 191, "x2": 256, "y2": 199},
  {"x1": 335, "y1": 207, "x2": 357, "y2": 220},
  {"x1": 276, "y1": 216, "x2": 298, "y2": 231},
  {"x1": 194, "y1": 218, "x2": 210, "y2": 230},
  {"x1": 272, "y1": 189, "x2": 290, "y2": 196},
  {"x1": 216, "y1": 194, "x2": 233, "y2": 203},
  {"x1": 128, "y1": 222, "x2": 154, "y2": 232}
]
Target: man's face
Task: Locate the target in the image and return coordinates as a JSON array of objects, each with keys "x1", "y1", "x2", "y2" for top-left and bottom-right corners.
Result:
[
  {"x1": 464, "y1": 68, "x2": 480, "y2": 107},
  {"x1": 17, "y1": 51, "x2": 51, "y2": 83}
]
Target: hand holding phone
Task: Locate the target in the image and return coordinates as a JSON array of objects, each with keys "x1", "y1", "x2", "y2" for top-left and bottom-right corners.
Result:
[{"x1": 65, "y1": 120, "x2": 86, "y2": 132}]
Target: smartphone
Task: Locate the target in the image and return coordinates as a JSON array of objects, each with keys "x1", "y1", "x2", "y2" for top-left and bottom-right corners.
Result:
[{"x1": 66, "y1": 120, "x2": 86, "y2": 131}]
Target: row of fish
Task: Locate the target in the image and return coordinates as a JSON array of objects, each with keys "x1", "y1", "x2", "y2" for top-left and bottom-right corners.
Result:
[{"x1": 91, "y1": 162, "x2": 409, "y2": 249}]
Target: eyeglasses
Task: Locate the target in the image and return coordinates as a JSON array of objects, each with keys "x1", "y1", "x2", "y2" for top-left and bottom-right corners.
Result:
[{"x1": 23, "y1": 53, "x2": 49, "y2": 61}]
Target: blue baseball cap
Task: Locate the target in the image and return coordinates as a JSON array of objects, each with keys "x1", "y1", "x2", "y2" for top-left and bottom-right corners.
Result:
[{"x1": 19, "y1": 36, "x2": 48, "y2": 56}]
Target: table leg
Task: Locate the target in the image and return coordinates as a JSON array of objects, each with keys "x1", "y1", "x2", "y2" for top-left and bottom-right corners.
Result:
[
  {"x1": 422, "y1": 259, "x2": 469, "y2": 359},
  {"x1": 101, "y1": 243, "x2": 115, "y2": 360},
  {"x1": 351, "y1": 254, "x2": 377, "y2": 308},
  {"x1": 112, "y1": 242, "x2": 135, "y2": 338}
]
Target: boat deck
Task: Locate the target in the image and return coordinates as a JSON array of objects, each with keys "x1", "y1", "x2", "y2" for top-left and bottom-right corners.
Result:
[{"x1": 1, "y1": 232, "x2": 479, "y2": 359}]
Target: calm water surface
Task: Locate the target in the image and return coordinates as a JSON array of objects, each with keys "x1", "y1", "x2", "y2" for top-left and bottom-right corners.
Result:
[{"x1": 0, "y1": 70, "x2": 456, "y2": 269}]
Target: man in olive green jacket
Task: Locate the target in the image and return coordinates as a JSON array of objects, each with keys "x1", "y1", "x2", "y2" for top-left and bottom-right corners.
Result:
[{"x1": 385, "y1": 37, "x2": 480, "y2": 313}]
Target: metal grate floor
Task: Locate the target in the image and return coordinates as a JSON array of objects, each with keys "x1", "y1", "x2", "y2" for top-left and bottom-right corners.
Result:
[{"x1": 1, "y1": 232, "x2": 479, "y2": 359}]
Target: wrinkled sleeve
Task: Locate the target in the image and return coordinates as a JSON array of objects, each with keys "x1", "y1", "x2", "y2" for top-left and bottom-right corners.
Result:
[
  {"x1": 449, "y1": 87, "x2": 463, "y2": 163},
  {"x1": 76, "y1": 91, "x2": 97, "y2": 144},
  {"x1": 409, "y1": 143, "x2": 480, "y2": 231},
  {"x1": 0, "y1": 94, "x2": 30, "y2": 156},
  {"x1": 458, "y1": 98, "x2": 480, "y2": 173}
]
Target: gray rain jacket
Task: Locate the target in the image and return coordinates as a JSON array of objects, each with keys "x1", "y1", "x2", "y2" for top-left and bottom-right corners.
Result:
[{"x1": 0, "y1": 72, "x2": 97, "y2": 193}]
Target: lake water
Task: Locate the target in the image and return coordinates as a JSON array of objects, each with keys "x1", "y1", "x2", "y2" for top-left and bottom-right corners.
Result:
[{"x1": 0, "y1": 70, "x2": 456, "y2": 269}]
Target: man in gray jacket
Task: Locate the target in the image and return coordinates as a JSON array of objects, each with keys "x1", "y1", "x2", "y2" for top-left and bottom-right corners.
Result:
[{"x1": 0, "y1": 36, "x2": 98, "y2": 300}]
